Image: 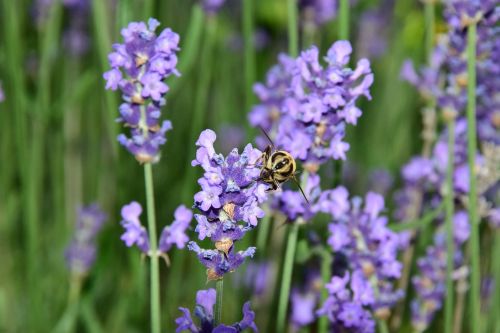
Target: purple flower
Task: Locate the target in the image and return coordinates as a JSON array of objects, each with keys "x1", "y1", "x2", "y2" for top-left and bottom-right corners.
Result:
[
  {"x1": 158, "y1": 205, "x2": 192, "y2": 252},
  {"x1": 249, "y1": 41, "x2": 372, "y2": 165},
  {"x1": 175, "y1": 289, "x2": 258, "y2": 332},
  {"x1": 202, "y1": 0, "x2": 226, "y2": 15},
  {"x1": 318, "y1": 189, "x2": 403, "y2": 331},
  {"x1": 120, "y1": 201, "x2": 150, "y2": 253},
  {"x1": 291, "y1": 289, "x2": 317, "y2": 327},
  {"x1": 65, "y1": 204, "x2": 107, "y2": 275},
  {"x1": 104, "y1": 18, "x2": 180, "y2": 162}
]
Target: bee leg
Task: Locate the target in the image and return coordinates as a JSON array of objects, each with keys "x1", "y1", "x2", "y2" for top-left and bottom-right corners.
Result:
[{"x1": 265, "y1": 181, "x2": 279, "y2": 192}]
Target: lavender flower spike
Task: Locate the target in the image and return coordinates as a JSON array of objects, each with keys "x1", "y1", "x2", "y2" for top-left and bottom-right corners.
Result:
[
  {"x1": 104, "y1": 18, "x2": 180, "y2": 162},
  {"x1": 188, "y1": 129, "x2": 269, "y2": 280},
  {"x1": 120, "y1": 202, "x2": 192, "y2": 258},
  {"x1": 65, "y1": 204, "x2": 107, "y2": 276},
  {"x1": 175, "y1": 288, "x2": 258, "y2": 332}
]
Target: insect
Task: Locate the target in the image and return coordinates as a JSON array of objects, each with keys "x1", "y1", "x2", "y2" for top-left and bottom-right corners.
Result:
[{"x1": 255, "y1": 127, "x2": 309, "y2": 204}]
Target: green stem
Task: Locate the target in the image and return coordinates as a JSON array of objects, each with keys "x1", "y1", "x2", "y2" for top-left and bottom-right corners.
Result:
[
  {"x1": 389, "y1": 202, "x2": 444, "y2": 232},
  {"x1": 318, "y1": 249, "x2": 332, "y2": 333},
  {"x1": 215, "y1": 279, "x2": 224, "y2": 326},
  {"x1": 276, "y1": 222, "x2": 299, "y2": 332},
  {"x1": 338, "y1": 0, "x2": 349, "y2": 40},
  {"x1": 143, "y1": 0, "x2": 154, "y2": 20},
  {"x1": 287, "y1": 0, "x2": 299, "y2": 57},
  {"x1": 181, "y1": 17, "x2": 217, "y2": 204},
  {"x1": 256, "y1": 208, "x2": 272, "y2": 254},
  {"x1": 444, "y1": 119, "x2": 456, "y2": 333},
  {"x1": 144, "y1": 163, "x2": 161, "y2": 333},
  {"x1": 167, "y1": 5, "x2": 204, "y2": 96},
  {"x1": 466, "y1": 22, "x2": 480, "y2": 333},
  {"x1": 487, "y1": 230, "x2": 500, "y2": 333},
  {"x1": 424, "y1": 1, "x2": 435, "y2": 62},
  {"x1": 242, "y1": 0, "x2": 256, "y2": 114},
  {"x1": 91, "y1": 0, "x2": 118, "y2": 157},
  {"x1": 377, "y1": 320, "x2": 389, "y2": 333}
]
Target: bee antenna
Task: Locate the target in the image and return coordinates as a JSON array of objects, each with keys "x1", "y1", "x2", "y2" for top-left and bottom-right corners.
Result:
[
  {"x1": 258, "y1": 125, "x2": 275, "y2": 149},
  {"x1": 292, "y1": 176, "x2": 310, "y2": 205}
]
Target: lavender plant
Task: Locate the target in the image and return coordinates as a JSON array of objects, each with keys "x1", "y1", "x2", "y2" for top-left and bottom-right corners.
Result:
[
  {"x1": 103, "y1": 18, "x2": 179, "y2": 162},
  {"x1": 65, "y1": 204, "x2": 107, "y2": 278},
  {"x1": 103, "y1": 18, "x2": 181, "y2": 333},
  {"x1": 316, "y1": 190, "x2": 403, "y2": 332},
  {"x1": 187, "y1": 129, "x2": 268, "y2": 281}
]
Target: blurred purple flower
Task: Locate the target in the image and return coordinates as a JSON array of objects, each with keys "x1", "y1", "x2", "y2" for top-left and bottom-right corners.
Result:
[
  {"x1": 317, "y1": 190, "x2": 404, "y2": 331},
  {"x1": 175, "y1": 288, "x2": 258, "y2": 332},
  {"x1": 411, "y1": 211, "x2": 470, "y2": 331},
  {"x1": 249, "y1": 41, "x2": 373, "y2": 165},
  {"x1": 65, "y1": 204, "x2": 107, "y2": 275},
  {"x1": 104, "y1": 18, "x2": 180, "y2": 162},
  {"x1": 202, "y1": 0, "x2": 226, "y2": 15}
]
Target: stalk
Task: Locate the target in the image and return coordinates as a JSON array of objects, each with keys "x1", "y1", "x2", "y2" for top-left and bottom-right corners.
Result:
[
  {"x1": 338, "y1": 0, "x2": 349, "y2": 40},
  {"x1": 466, "y1": 22, "x2": 480, "y2": 333},
  {"x1": 318, "y1": 249, "x2": 332, "y2": 333},
  {"x1": 276, "y1": 222, "x2": 300, "y2": 332},
  {"x1": 276, "y1": 2, "x2": 300, "y2": 331},
  {"x1": 424, "y1": 1, "x2": 435, "y2": 63},
  {"x1": 144, "y1": 162, "x2": 161, "y2": 333},
  {"x1": 215, "y1": 279, "x2": 224, "y2": 325},
  {"x1": 256, "y1": 209, "x2": 272, "y2": 254},
  {"x1": 167, "y1": 5, "x2": 204, "y2": 96},
  {"x1": 181, "y1": 16, "x2": 217, "y2": 204},
  {"x1": 242, "y1": 0, "x2": 256, "y2": 113},
  {"x1": 444, "y1": 119, "x2": 456, "y2": 333},
  {"x1": 287, "y1": 0, "x2": 298, "y2": 57}
]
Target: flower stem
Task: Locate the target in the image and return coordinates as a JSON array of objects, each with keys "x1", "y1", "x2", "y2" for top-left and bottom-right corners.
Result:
[
  {"x1": 424, "y1": 1, "x2": 435, "y2": 62},
  {"x1": 377, "y1": 320, "x2": 389, "y2": 333},
  {"x1": 466, "y1": 22, "x2": 480, "y2": 333},
  {"x1": 215, "y1": 278, "x2": 224, "y2": 326},
  {"x1": 287, "y1": 0, "x2": 298, "y2": 57},
  {"x1": 338, "y1": 0, "x2": 349, "y2": 40},
  {"x1": 276, "y1": 222, "x2": 299, "y2": 332},
  {"x1": 444, "y1": 119, "x2": 456, "y2": 333},
  {"x1": 144, "y1": 162, "x2": 161, "y2": 333},
  {"x1": 256, "y1": 208, "x2": 272, "y2": 254},
  {"x1": 318, "y1": 249, "x2": 332, "y2": 333},
  {"x1": 242, "y1": 0, "x2": 256, "y2": 113}
]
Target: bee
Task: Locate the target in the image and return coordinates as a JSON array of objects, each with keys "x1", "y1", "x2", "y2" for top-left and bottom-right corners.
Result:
[{"x1": 256, "y1": 127, "x2": 309, "y2": 203}]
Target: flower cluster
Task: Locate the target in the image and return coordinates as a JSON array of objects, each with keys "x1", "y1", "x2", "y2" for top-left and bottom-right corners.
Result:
[
  {"x1": 187, "y1": 129, "x2": 269, "y2": 280},
  {"x1": 316, "y1": 190, "x2": 403, "y2": 332},
  {"x1": 103, "y1": 18, "x2": 180, "y2": 162},
  {"x1": 401, "y1": 1, "x2": 499, "y2": 143},
  {"x1": 394, "y1": 119, "x2": 498, "y2": 228},
  {"x1": 249, "y1": 41, "x2": 373, "y2": 165},
  {"x1": 176, "y1": 288, "x2": 258, "y2": 332},
  {"x1": 120, "y1": 202, "x2": 191, "y2": 260},
  {"x1": 65, "y1": 204, "x2": 107, "y2": 276},
  {"x1": 410, "y1": 211, "x2": 470, "y2": 331}
]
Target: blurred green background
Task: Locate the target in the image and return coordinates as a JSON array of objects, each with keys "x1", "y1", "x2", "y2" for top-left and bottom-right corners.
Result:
[{"x1": 0, "y1": 0, "x2": 431, "y2": 331}]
